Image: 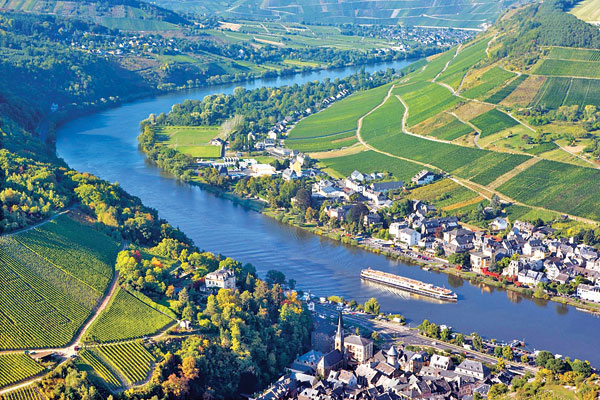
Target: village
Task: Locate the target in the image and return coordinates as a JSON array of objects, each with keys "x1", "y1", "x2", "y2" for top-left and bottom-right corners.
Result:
[
  {"x1": 253, "y1": 311, "x2": 522, "y2": 400},
  {"x1": 195, "y1": 141, "x2": 600, "y2": 308}
]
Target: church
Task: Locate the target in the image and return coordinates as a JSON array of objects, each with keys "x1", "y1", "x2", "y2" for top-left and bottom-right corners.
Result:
[{"x1": 316, "y1": 313, "x2": 374, "y2": 377}]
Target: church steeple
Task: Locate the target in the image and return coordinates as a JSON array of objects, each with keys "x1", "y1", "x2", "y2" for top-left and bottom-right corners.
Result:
[{"x1": 334, "y1": 312, "x2": 344, "y2": 352}]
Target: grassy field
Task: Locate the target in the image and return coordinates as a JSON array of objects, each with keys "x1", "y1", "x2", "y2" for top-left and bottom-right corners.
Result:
[
  {"x1": 570, "y1": 0, "x2": 600, "y2": 24},
  {"x1": 394, "y1": 81, "x2": 461, "y2": 126},
  {"x1": 84, "y1": 288, "x2": 173, "y2": 343},
  {"x1": 157, "y1": 126, "x2": 222, "y2": 158},
  {"x1": 96, "y1": 342, "x2": 155, "y2": 385},
  {"x1": 0, "y1": 216, "x2": 117, "y2": 350},
  {"x1": 497, "y1": 160, "x2": 600, "y2": 220},
  {"x1": 0, "y1": 354, "x2": 44, "y2": 389},
  {"x1": 407, "y1": 179, "x2": 480, "y2": 210},
  {"x1": 469, "y1": 109, "x2": 520, "y2": 138},
  {"x1": 461, "y1": 66, "x2": 516, "y2": 99},
  {"x1": 289, "y1": 84, "x2": 391, "y2": 139}
]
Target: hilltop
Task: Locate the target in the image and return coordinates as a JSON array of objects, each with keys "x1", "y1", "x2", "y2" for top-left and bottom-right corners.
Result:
[
  {"x1": 145, "y1": 0, "x2": 526, "y2": 30},
  {"x1": 285, "y1": 0, "x2": 600, "y2": 225}
]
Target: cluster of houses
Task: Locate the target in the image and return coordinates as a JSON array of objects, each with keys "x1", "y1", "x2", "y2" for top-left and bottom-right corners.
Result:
[
  {"x1": 358, "y1": 25, "x2": 474, "y2": 52},
  {"x1": 386, "y1": 209, "x2": 600, "y2": 301},
  {"x1": 69, "y1": 32, "x2": 182, "y2": 57},
  {"x1": 254, "y1": 313, "x2": 508, "y2": 400},
  {"x1": 313, "y1": 169, "x2": 435, "y2": 213},
  {"x1": 196, "y1": 152, "x2": 319, "y2": 180}
]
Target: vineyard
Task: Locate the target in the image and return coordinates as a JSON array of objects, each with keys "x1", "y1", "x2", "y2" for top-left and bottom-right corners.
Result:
[
  {"x1": 547, "y1": 47, "x2": 600, "y2": 61},
  {"x1": 96, "y1": 342, "x2": 155, "y2": 385},
  {"x1": 0, "y1": 386, "x2": 45, "y2": 400},
  {"x1": 78, "y1": 349, "x2": 122, "y2": 389},
  {"x1": 437, "y1": 38, "x2": 490, "y2": 90},
  {"x1": 531, "y1": 77, "x2": 600, "y2": 108},
  {"x1": 319, "y1": 150, "x2": 425, "y2": 181},
  {"x1": 534, "y1": 58, "x2": 600, "y2": 78},
  {"x1": 15, "y1": 215, "x2": 119, "y2": 292},
  {"x1": 461, "y1": 66, "x2": 516, "y2": 100},
  {"x1": 0, "y1": 354, "x2": 44, "y2": 389},
  {"x1": 83, "y1": 288, "x2": 173, "y2": 343},
  {"x1": 393, "y1": 81, "x2": 461, "y2": 127},
  {"x1": 485, "y1": 74, "x2": 528, "y2": 104},
  {"x1": 469, "y1": 109, "x2": 520, "y2": 138}
]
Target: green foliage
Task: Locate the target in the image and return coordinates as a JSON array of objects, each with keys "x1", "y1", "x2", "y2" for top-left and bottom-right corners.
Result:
[
  {"x1": 428, "y1": 118, "x2": 474, "y2": 141},
  {"x1": 78, "y1": 349, "x2": 122, "y2": 389},
  {"x1": 448, "y1": 252, "x2": 471, "y2": 267},
  {"x1": 363, "y1": 297, "x2": 380, "y2": 314},
  {"x1": 84, "y1": 288, "x2": 173, "y2": 343},
  {"x1": 437, "y1": 38, "x2": 491, "y2": 90},
  {"x1": 1, "y1": 386, "x2": 45, "y2": 400},
  {"x1": 417, "y1": 319, "x2": 440, "y2": 339},
  {"x1": 534, "y1": 59, "x2": 600, "y2": 78},
  {"x1": 0, "y1": 354, "x2": 44, "y2": 389},
  {"x1": 462, "y1": 66, "x2": 516, "y2": 100},
  {"x1": 394, "y1": 81, "x2": 461, "y2": 126}
]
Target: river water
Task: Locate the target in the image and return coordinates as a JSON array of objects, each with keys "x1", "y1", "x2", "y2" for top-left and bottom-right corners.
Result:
[{"x1": 56, "y1": 60, "x2": 600, "y2": 365}]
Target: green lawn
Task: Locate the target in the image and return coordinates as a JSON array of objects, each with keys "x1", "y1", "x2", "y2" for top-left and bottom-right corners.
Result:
[{"x1": 158, "y1": 125, "x2": 220, "y2": 146}]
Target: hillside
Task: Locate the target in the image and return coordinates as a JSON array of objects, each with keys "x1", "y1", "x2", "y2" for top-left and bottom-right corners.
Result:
[
  {"x1": 0, "y1": 0, "x2": 189, "y2": 30},
  {"x1": 291, "y1": 0, "x2": 600, "y2": 225},
  {"x1": 146, "y1": 0, "x2": 526, "y2": 30}
]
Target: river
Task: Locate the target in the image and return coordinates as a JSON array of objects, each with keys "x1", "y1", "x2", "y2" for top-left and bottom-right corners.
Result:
[{"x1": 56, "y1": 60, "x2": 600, "y2": 365}]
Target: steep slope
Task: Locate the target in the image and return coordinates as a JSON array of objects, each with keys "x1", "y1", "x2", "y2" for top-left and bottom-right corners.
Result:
[{"x1": 306, "y1": 0, "x2": 600, "y2": 223}]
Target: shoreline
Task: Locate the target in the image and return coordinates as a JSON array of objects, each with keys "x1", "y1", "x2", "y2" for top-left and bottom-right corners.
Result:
[{"x1": 183, "y1": 176, "x2": 600, "y2": 316}]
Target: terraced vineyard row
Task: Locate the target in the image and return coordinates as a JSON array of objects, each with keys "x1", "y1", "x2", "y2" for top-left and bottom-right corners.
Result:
[
  {"x1": 0, "y1": 354, "x2": 44, "y2": 389},
  {"x1": 0, "y1": 386, "x2": 45, "y2": 400},
  {"x1": 15, "y1": 216, "x2": 119, "y2": 292},
  {"x1": 84, "y1": 288, "x2": 173, "y2": 343},
  {"x1": 78, "y1": 349, "x2": 121, "y2": 388},
  {"x1": 0, "y1": 252, "x2": 90, "y2": 350},
  {"x1": 97, "y1": 342, "x2": 155, "y2": 385}
]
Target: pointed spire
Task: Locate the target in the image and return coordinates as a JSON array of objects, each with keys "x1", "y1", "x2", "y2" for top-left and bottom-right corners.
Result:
[{"x1": 334, "y1": 312, "x2": 344, "y2": 352}]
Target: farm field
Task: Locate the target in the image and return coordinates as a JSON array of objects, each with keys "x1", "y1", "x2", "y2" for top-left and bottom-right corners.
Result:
[
  {"x1": 0, "y1": 354, "x2": 44, "y2": 389},
  {"x1": 288, "y1": 84, "x2": 391, "y2": 139},
  {"x1": 501, "y1": 75, "x2": 545, "y2": 106},
  {"x1": 318, "y1": 150, "x2": 425, "y2": 182},
  {"x1": 547, "y1": 47, "x2": 600, "y2": 61},
  {"x1": 485, "y1": 74, "x2": 528, "y2": 104},
  {"x1": 394, "y1": 81, "x2": 461, "y2": 126},
  {"x1": 96, "y1": 342, "x2": 155, "y2": 385},
  {"x1": 412, "y1": 113, "x2": 474, "y2": 141},
  {"x1": 286, "y1": 130, "x2": 357, "y2": 152},
  {"x1": 530, "y1": 77, "x2": 600, "y2": 108},
  {"x1": 461, "y1": 66, "x2": 516, "y2": 100},
  {"x1": 437, "y1": 38, "x2": 490, "y2": 90},
  {"x1": 0, "y1": 216, "x2": 117, "y2": 350},
  {"x1": 417, "y1": 50, "x2": 458, "y2": 82},
  {"x1": 497, "y1": 160, "x2": 600, "y2": 220},
  {"x1": 407, "y1": 179, "x2": 480, "y2": 210},
  {"x1": 84, "y1": 288, "x2": 173, "y2": 343},
  {"x1": 157, "y1": 126, "x2": 222, "y2": 159},
  {"x1": 469, "y1": 109, "x2": 520, "y2": 138},
  {"x1": 78, "y1": 349, "x2": 122, "y2": 389},
  {"x1": 0, "y1": 386, "x2": 45, "y2": 400},
  {"x1": 533, "y1": 58, "x2": 600, "y2": 78},
  {"x1": 570, "y1": 0, "x2": 600, "y2": 24}
]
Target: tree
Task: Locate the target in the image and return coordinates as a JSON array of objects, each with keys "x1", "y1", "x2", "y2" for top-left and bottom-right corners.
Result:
[
  {"x1": 455, "y1": 333, "x2": 465, "y2": 347},
  {"x1": 295, "y1": 188, "x2": 311, "y2": 211},
  {"x1": 471, "y1": 333, "x2": 483, "y2": 351},
  {"x1": 347, "y1": 203, "x2": 369, "y2": 225},
  {"x1": 305, "y1": 207, "x2": 316, "y2": 222},
  {"x1": 521, "y1": 354, "x2": 529, "y2": 364},
  {"x1": 502, "y1": 346, "x2": 514, "y2": 361},
  {"x1": 572, "y1": 359, "x2": 592, "y2": 378},
  {"x1": 488, "y1": 383, "x2": 508, "y2": 399},
  {"x1": 181, "y1": 356, "x2": 199, "y2": 380},
  {"x1": 364, "y1": 297, "x2": 380, "y2": 314},
  {"x1": 546, "y1": 358, "x2": 566, "y2": 374},
  {"x1": 448, "y1": 252, "x2": 470, "y2": 268},
  {"x1": 266, "y1": 270, "x2": 286, "y2": 285},
  {"x1": 535, "y1": 350, "x2": 555, "y2": 367},
  {"x1": 440, "y1": 328, "x2": 451, "y2": 342}
]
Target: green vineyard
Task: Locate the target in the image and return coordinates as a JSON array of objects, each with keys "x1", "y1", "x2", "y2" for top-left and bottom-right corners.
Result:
[
  {"x1": 83, "y1": 288, "x2": 173, "y2": 343},
  {"x1": 0, "y1": 354, "x2": 44, "y2": 389},
  {"x1": 96, "y1": 342, "x2": 155, "y2": 385},
  {"x1": 0, "y1": 386, "x2": 45, "y2": 400},
  {"x1": 0, "y1": 216, "x2": 117, "y2": 350},
  {"x1": 78, "y1": 349, "x2": 121, "y2": 389}
]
